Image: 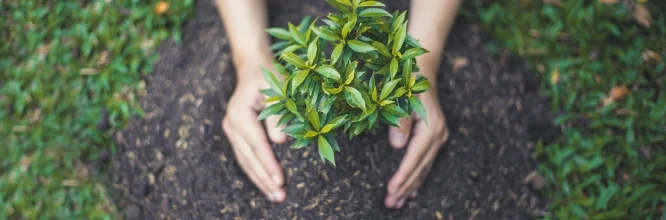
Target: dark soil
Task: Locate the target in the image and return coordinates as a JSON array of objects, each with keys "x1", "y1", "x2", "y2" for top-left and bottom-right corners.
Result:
[{"x1": 110, "y1": 0, "x2": 556, "y2": 219}]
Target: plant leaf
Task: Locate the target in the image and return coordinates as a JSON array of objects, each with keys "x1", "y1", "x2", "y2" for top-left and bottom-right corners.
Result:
[
  {"x1": 342, "y1": 21, "x2": 353, "y2": 39},
  {"x1": 392, "y1": 21, "x2": 407, "y2": 54},
  {"x1": 380, "y1": 110, "x2": 400, "y2": 127},
  {"x1": 411, "y1": 77, "x2": 430, "y2": 92},
  {"x1": 401, "y1": 47, "x2": 429, "y2": 60},
  {"x1": 307, "y1": 109, "x2": 321, "y2": 130},
  {"x1": 312, "y1": 26, "x2": 342, "y2": 41},
  {"x1": 315, "y1": 65, "x2": 342, "y2": 80},
  {"x1": 336, "y1": 0, "x2": 353, "y2": 7},
  {"x1": 344, "y1": 86, "x2": 366, "y2": 111},
  {"x1": 261, "y1": 67, "x2": 284, "y2": 97},
  {"x1": 347, "y1": 40, "x2": 376, "y2": 53},
  {"x1": 405, "y1": 35, "x2": 422, "y2": 47},
  {"x1": 389, "y1": 57, "x2": 398, "y2": 79},
  {"x1": 402, "y1": 59, "x2": 412, "y2": 85},
  {"x1": 307, "y1": 37, "x2": 319, "y2": 64},
  {"x1": 318, "y1": 136, "x2": 336, "y2": 165},
  {"x1": 324, "y1": 84, "x2": 344, "y2": 94},
  {"x1": 394, "y1": 87, "x2": 408, "y2": 97},
  {"x1": 359, "y1": 1, "x2": 385, "y2": 7},
  {"x1": 266, "y1": 28, "x2": 291, "y2": 40},
  {"x1": 291, "y1": 138, "x2": 309, "y2": 149},
  {"x1": 372, "y1": 41, "x2": 392, "y2": 57},
  {"x1": 320, "y1": 114, "x2": 347, "y2": 133},
  {"x1": 391, "y1": 11, "x2": 407, "y2": 33},
  {"x1": 285, "y1": 98, "x2": 300, "y2": 116},
  {"x1": 264, "y1": 95, "x2": 282, "y2": 104},
  {"x1": 379, "y1": 99, "x2": 394, "y2": 106},
  {"x1": 380, "y1": 79, "x2": 401, "y2": 101},
  {"x1": 409, "y1": 96, "x2": 428, "y2": 126},
  {"x1": 282, "y1": 45, "x2": 303, "y2": 54},
  {"x1": 383, "y1": 103, "x2": 409, "y2": 117},
  {"x1": 258, "y1": 103, "x2": 285, "y2": 120},
  {"x1": 359, "y1": 8, "x2": 393, "y2": 18},
  {"x1": 288, "y1": 23, "x2": 305, "y2": 45},
  {"x1": 331, "y1": 43, "x2": 344, "y2": 65},
  {"x1": 281, "y1": 52, "x2": 308, "y2": 69},
  {"x1": 291, "y1": 69, "x2": 310, "y2": 94},
  {"x1": 304, "y1": 130, "x2": 318, "y2": 138},
  {"x1": 277, "y1": 113, "x2": 295, "y2": 126}
]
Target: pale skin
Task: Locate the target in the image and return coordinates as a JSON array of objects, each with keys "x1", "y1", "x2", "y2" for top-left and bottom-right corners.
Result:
[{"x1": 215, "y1": 0, "x2": 462, "y2": 209}]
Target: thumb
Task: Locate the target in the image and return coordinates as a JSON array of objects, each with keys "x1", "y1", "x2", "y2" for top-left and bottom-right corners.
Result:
[
  {"x1": 265, "y1": 115, "x2": 287, "y2": 144},
  {"x1": 389, "y1": 116, "x2": 413, "y2": 149}
]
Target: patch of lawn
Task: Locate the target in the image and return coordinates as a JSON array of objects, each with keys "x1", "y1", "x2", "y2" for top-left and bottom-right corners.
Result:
[
  {"x1": 467, "y1": 0, "x2": 665, "y2": 218},
  {"x1": 0, "y1": 0, "x2": 192, "y2": 218}
]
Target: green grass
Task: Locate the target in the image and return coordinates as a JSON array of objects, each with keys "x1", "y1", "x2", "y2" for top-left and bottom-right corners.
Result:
[
  {"x1": 0, "y1": 0, "x2": 192, "y2": 218},
  {"x1": 467, "y1": 0, "x2": 666, "y2": 218}
]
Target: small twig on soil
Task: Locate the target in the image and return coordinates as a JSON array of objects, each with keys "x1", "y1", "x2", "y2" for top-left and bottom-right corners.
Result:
[{"x1": 369, "y1": 156, "x2": 378, "y2": 174}]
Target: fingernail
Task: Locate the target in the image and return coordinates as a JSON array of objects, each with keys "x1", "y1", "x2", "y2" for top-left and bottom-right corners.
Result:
[
  {"x1": 273, "y1": 191, "x2": 285, "y2": 202},
  {"x1": 395, "y1": 199, "x2": 405, "y2": 209},
  {"x1": 272, "y1": 174, "x2": 283, "y2": 186},
  {"x1": 410, "y1": 192, "x2": 417, "y2": 198},
  {"x1": 267, "y1": 193, "x2": 275, "y2": 202}
]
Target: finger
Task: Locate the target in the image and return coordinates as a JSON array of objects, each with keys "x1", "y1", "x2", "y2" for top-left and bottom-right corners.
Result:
[
  {"x1": 386, "y1": 123, "x2": 431, "y2": 195},
  {"x1": 234, "y1": 133, "x2": 286, "y2": 202},
  {"x1": 389, "y1": 116, "x2": 413, "y2": 149},
  {"x1": 225, "y1": 129, "x2": 273, "y2": 198},
  {"x1": 235, "y1": 114, "x2": 285, "y2": 187},
  {"x1": 389, "y1": 145, "x2": 438, "y2": 209},
  {"x1": 265, "y1": 114, "x2": 287, "y2": 144}
]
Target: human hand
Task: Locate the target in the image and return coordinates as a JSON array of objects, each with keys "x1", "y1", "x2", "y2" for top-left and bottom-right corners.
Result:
[
  {"x1": 384, "y1": 89, "x2": 450, "y2": 209},
  {"x1": 222, "y1": 64, "x2": 288, "y2": 203}
]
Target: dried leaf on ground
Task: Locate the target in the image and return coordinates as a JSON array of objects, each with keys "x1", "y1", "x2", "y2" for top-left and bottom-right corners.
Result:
[
  {"x1": 599, "y1": 0, "x2": 619, "y2": 5},
  {"x1": 542, "y1": 0, "x2": 562, "y2": 7},
  {"x1": 633, "y1": 4, "x2": 651, "y2": 28},
  {"x1": 155, "y1": 1, "x2": 170, "y2": 14},
  {"x1": 550, "y1": 69, "x2": 560, "y2": 85},
  {"x1": 451, "y1": 57, "x2": 469, "y2": 72},
  {"x1": 602, "y1": 85, "x2": 629, "y2": 106},
  {"x1": 641, "y1": 49, "x2": 661, "y2": 64},
  {"x1": 523, "y1": 170, "x2": 545, "y2": 190}
]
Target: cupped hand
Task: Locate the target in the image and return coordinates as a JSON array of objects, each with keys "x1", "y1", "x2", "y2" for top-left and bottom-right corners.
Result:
[
  {"x1": 222, "y1": 65, "x2": 288, "y2": 203},
  {"x1": 384, "y1": 89, "x2": 450, "y2": 209}
]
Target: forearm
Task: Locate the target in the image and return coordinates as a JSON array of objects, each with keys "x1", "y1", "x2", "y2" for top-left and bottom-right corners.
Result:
[
  {"x1": 215, "y1": 0, "x2": 273, "y2": 82},
  {"x1": 408, "y1": 0, "x2": 462, "y2": 82}
]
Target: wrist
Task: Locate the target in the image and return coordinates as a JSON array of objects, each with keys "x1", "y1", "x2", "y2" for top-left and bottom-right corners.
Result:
[{"x1": 234, "y1": 51, "x2": 275, "y2": 84}]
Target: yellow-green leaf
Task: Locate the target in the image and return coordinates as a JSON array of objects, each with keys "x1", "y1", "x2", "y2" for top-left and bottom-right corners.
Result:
[
  {"x1": 331, "y1": 43, "x2": 344, "y2": 65},
  {"x1": 392, "y1": 21, "x2": 407, "y2": 54},
  {"x1": 291, "y1": 69, "x2": 310, "y2": 94},
  {"x1": 318, "y1": 136, "x2": 335, "y2": 166},
  {"x1": 379, "y1": 99, "x2": 394, "y2": 106},
  {"x1": 359, "y1": 1, "x2": 385, "y2": 7},
  {"x1": 304, "y1": 130, "x2": 318, "y2": 138},
  {"x1": 307, "y1": 37, "x2": 319, "y2": 64},
  {"x1": 288, "y1": 23, "x2": 305, "y2": 46},
  {"x1": 390, "y1": 57, "x2": 398, "y2": 79},
  {"x1": 308, "y1": 110, "x2": 321, "y2": 130},
  {"x1": 281, "y1": 52, "x2": 308, "y2": 69},
  {"x1": 380, "y1": 79, "x2": 401, "y2": 101}
]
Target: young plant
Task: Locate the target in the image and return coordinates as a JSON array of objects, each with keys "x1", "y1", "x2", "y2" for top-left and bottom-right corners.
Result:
[{"x1": 259, "y1": 0, "x2": 431, "y2": 166}]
